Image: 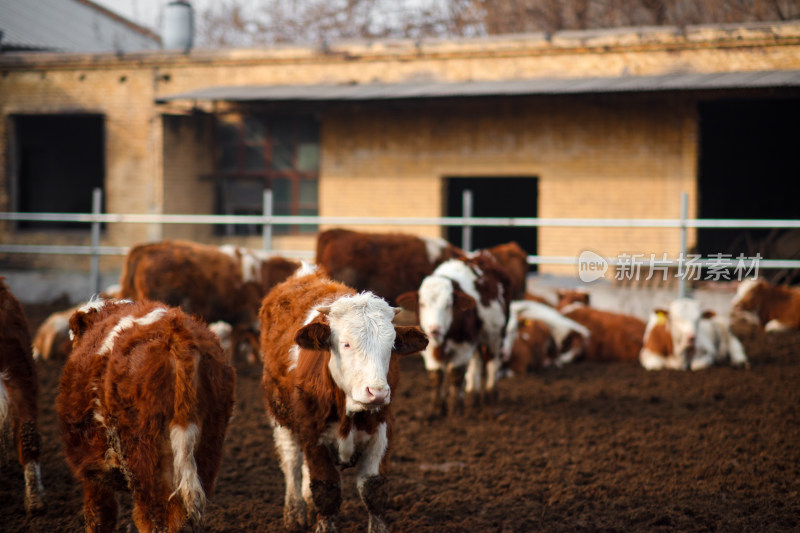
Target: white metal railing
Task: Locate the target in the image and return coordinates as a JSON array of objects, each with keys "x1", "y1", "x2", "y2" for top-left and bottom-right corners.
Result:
[{"x1": 1, "y1": 189, "x2": 799, "y2": 295}]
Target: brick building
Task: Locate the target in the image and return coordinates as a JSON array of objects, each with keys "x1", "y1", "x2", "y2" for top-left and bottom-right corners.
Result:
[{"x1": 1, "y1": 20, "x2": 799, "y2": 279}]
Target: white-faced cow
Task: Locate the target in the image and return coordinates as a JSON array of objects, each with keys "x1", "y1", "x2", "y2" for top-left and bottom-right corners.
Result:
[
  {"x1": 119, "y1": 239, "x2": 299, "y2": 361},
  {"x1": 57, "y1": 299, "x2": 235, "y2": 532},
  {"x1": 501, "y1": 300, "x2": 590, "y2": 369},
  {"x1": 315, "y1": 228, "x2": 465, "y2": 306},
  {"x1": 556, "y1": 289, "x2": 647, "y2": 363},
  {"x1": 640, "y1": 298, "x2": 749, "y2": 371},
  {"x1": 259, "y1": 265, "x2": 428, "y2": 533},
  {"x1": 731, "y1": 278, "x2": 800, "y2": 332},
  {"x1": 0, "y1": 278, "x2": 45, "y2": 514},
  {"x1": 397, "y1": 253, "x2": 511, "y2": 415}
]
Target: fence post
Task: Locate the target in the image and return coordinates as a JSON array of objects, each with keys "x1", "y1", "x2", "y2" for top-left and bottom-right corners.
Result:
[
  {"x1": 462, "y1": 189, "x2": 473, "y2": 252},
  {"x1": 262, "y1": 188, "x2": 273, "y2": 252},
  {"x1": 90, "y1": 188, "x2": 102, "y2": 295},
  {"x1": 677, "y1": 191, "x2": 688, "y2": 298}
]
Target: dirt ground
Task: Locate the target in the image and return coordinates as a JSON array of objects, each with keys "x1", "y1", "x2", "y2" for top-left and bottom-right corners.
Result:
[{"x1": 2, "y1": 302, "x2": 799, "y2": 532}]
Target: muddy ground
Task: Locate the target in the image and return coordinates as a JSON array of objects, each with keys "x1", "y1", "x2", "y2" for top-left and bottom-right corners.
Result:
[{"x1": 2, "y1": 302, "x2": 799, "y2": 532}]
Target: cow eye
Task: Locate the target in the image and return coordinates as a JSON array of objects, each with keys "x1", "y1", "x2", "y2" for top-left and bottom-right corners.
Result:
[{"x1": 342, "y1": 341, "x2": 351, "y2": 349}]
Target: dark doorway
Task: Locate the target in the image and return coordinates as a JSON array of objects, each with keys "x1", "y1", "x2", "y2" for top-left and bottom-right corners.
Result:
[
  {"x1": 445, "y1": 176, "x2": 538, "y2": 270},
  {"x1": 697, "y1": 99, "x2": 800, "y2": 265},
  {"x1": 12, "y1": 114, "x2": 105, "y2": 230}
]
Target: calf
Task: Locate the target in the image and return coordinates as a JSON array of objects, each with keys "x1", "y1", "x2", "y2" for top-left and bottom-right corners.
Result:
[
  {"x1": 556, "y1": 290, "x2": 646, "y2": 363},
  {"x1": 315, "y1": 228, "x2": 465, "y2": 306},
  {"x1": 504, "y1": 318, "x2": 557, "y2": 375},
  {"x1": 260, "y1": 265, "x2": 428, "y2": 532},
  {"x1": 731, "y1": 278, "x2": 800, "y2": 332},
  {"x1": 640, "y1": 298, "x2": 749, "y2": 371},
  {"x1": 502, "y1": 300, "x2": 590, "y2": 369},
  {"x1": 119, "y1": 240, "x2": 299, "y2": 362},
  {"x1": 0, "y1": 279, "x2": 45, "y2": 513},
  {"x1": 398, "y1": 253, "x2": 511, "y2": 415},
  {"x1": 57, "y1": 299, "x2": 235, "y2": 532}
]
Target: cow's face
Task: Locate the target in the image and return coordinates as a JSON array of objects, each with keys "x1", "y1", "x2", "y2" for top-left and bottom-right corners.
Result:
[
  {"x1": 556, "y1": 289, "x2": 590, "y2": 310},
  {"x1": 416, "y1": 276, "x2": 476, "y2": 347},
  {"x1": 661, "y1": 299, "x2": 715, "y2": 369},
  {"x1": 296, "y1": 293, "x2": 426, "y2": 414}
]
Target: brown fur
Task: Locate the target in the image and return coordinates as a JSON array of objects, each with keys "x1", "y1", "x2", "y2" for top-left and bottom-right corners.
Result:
[
  {"x1": 733, "y1": 279, "x2": 800, "y2": 330},
  {"x1": 642, "y1": 320, "x2": 674, "y2": 357},
  {"x1": 485, "y1": 242, "x2": 529, "y2": 300},
  {"x1": 561, "y1": 306, "x2": 646, "y2": 362},
  {"x1": 259, "y1": 270, "x2": 427, "y2": 529},
  {"x1": 57, "y1": 299, "x2": 235, "y2": 533},
  {"x1": 0, "y1": 278, "x2": 44, "y2": 513},
  {"x1": 507, "y1": 319, "x2": 556, "y2": 374},
  {"x1": 315, "y1": 228, "x2": 464, "y2": 306},
  {"x1": 556, "y1": 289, "x2": 591, "y2": 308}
]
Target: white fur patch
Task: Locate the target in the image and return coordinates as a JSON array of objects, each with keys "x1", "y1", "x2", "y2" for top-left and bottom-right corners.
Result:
[
  {"x1": 422, "y1": 237, "x2": 450, "y2": 264},
  {"x1": 169, "y1": 423, "x2": 206, "y2": 522},
  {"x1": 98, "y1": 308, "x2": 168, "y2": 356}
]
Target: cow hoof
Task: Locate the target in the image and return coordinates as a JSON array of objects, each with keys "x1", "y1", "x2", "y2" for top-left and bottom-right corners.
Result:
[
  {"x1": 283, "y1": 501, "x2": 308, "y2": 532},
  {"x1": 314, "y1": 517, "x2": 337, "y2": 533},
  {"x1": 368, "y1": 515, "x2": 390, "y2": 533}
]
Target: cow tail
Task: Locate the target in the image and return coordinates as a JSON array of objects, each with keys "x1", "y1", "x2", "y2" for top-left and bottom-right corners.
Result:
[{"x1": 168, "y1": 337, "x2": 206, "y2": 529}]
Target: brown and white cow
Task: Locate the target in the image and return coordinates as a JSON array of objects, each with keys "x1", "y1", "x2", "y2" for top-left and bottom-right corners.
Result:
[
  {"x1": 119, "y1": 239, "x2": 299, "y2": 360},
  {"x1": 481, "y1": 242, "x2": 529, "y2": 301},
  {"x1": 0, "y1": 278, "x2": 45, "y2": 514},
  {"x1": 260, "y1": 265, "x2": 428, "y2": 533},
  {"x1": 556, "y1": 289, "x2": 647, "y2": 363},
  {"x1": 731, "y1": 278, "x2": 800, "y2": 332},
  {"x1": 501, "y1": 300, "x2": 590, "y2": 369},
  {"x1": 397, "y1": 253, "x2": 511, "y2": 415},
  {"x1": 57, "y1": 299, "x2": 235, "y2": 532},
  {"x1": 504, "y1": 318, "x2": 557, "y2": 375},
  {"x1": 315, "y1": 228, "x2": 465, "y2": 306},
  {"x1": 640, "y1": 298, "x2": 749, "y2": 371}
]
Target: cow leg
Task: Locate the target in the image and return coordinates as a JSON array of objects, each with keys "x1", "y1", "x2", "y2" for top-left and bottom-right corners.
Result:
[
  {"x1": 356, "y1": 423, "x2": 390, "y2": 533},
  {"x1": 447, "y1": 366, "x2": 467, "y2": 416},
  {"x1": 464, "y1": 354, "x2": 482, "y2": 409},
  {"x1": 82, "y1": 475, "x2": 118, "y2": 533},
  {"x1": 273, "y1": 424, "x2": 308, "y2": 531},
  {"x1": 484, "y1": 356, "x2": 501, "y2": 404},
  {"x1": 304, "y1": 445, "x2": 342, "y2": 533},
  {"x1": 426, "y1": 370, "x2": 446, "y2": 418},
  {"x1": 6, "y1": 377, "x2": 44, "y2": 513}
]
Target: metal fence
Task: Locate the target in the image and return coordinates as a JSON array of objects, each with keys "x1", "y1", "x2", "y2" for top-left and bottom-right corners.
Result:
[{"x1": 2, "y1": 189, "x2": 800, "y2": 296}]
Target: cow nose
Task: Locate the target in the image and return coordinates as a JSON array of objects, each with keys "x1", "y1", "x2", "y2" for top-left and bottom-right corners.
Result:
[
  {"x1": 366, "y1": 385, "x2": 390, "y2": 404},
  {"x1": 686, "y1": 334, "x2": 696, "y2": 346},
  {"x1": 427, "y1": 326, "x2": 443, "y2": 340}
]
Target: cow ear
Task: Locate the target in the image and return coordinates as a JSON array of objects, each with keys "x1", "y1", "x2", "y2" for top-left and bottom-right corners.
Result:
[
  {"x1": 702, "y1": 310, "x2": 716, "y2": 319},
  {"x1": 453, "y1": 291, "x2": 476, "y2": 311},
  {"x1": 392, "y1": 326, "x2": 429, "y2": 356},
  {"x1": 295, "y1": 322, "x2": 331, "y2": 350},
  {"x1": 396, "y1": 291, "x2": 418, "y2": 312},
  {"x1": 68, "y1": 310, "x2": 92, "y2": 342}
]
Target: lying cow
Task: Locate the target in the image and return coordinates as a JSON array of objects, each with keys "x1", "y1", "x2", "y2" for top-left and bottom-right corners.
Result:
[
  {"x1": 0, "y1": 278, "x2": 45, "y2": 513},
  {"x1": 502, "y1": 300, "x2": 590, "y2": 369},
  {"x1": 260, "y1": 264, "x2": 427, "y2": 532},
  {"x1": 731, "y1": 278, "x2": 800, "y2": 332},
  {"x1": 640, "y1": 298, "x2": 749, "y2": 371},
  {"x1": 398, "y1": 253, "x2": 511, "y2": 415},
  {"x1": 505, "y1": 318, "x2": 557, "y2": 375},
  {"x1": 556, "y1": 289, "x2": 646, "y2": 363},
  {"x1": 119, "y1": 239, "x2": 299, "y2": 360},
  {"x1": 57, "y1": 299, "x2": 235, "y2": 532},
  {"x1": 315, "y1": 228, "x2": 464, "y2": 306}
]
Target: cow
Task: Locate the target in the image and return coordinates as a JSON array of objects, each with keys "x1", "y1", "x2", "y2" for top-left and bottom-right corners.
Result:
[
  {"x1": 119, "y1": 239, "x2": 299, "y2": 361},
  {"x1": 481, "y1": 242, "x2": 529, "y2": 301},
  {"x1": 504, "y1": 318, "x2": 557, "y2": 376},
  {"x1": 0, "y1": 278, "x2": 45, "y2": 514},
  {"x1": 315, "y1": 228, "x2": 465, "y2": 306},
  {"x1": 57, "y1": 298, "x2": 236, "y2": 532},
  {"x1": 640, "y1": 298, "x2": 749, "y2": 371},
  {"x1": 397, "y1": 253, "x2": 511, "y2": 416},
  {"x1": 556, "y1": 289, "x2": 647, "y2": 363},
  {"x1": 259, "y1": 264, "x2": 428, "y2": 533},
  {"x1": 501, "y1": 300, "x2": 590, "y2": 369},
  {"x1": 730, "y1": 278, "x2": 800, "y2": 332}
]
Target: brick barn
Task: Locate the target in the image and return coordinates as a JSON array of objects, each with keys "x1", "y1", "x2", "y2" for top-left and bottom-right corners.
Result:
[{"x1": 1, "y1": 19, "x2": 799, "y2": 281}]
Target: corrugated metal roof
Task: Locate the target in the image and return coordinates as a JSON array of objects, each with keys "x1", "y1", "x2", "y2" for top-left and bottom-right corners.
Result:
[
  {"x1": 156, "y1": 70, "x2": 800, "y2": 103},
  {"x1": 0, "y1": 0, "x2": 160, "y2": 53}
]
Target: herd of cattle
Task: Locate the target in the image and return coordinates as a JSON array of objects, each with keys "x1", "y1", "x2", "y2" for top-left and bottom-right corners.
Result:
[{"x1": 2, "y1": 228, "x2": 799, "y2": 532}]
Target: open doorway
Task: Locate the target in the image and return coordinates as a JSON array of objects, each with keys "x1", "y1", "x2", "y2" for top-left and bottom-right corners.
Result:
[
  {"x1": 697, "y1": 98, "x2": 800, "y2": 282},
  {"x1": 11, "y1": 114, "x2": 105, "y2": 230},
  {"x1": 445, "y1": 176, "x2": 538, "y2": 270}
]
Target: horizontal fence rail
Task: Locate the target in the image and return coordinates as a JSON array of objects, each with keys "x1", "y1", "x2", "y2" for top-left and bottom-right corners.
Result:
[{"x1": 1, "y1": 190, "x2": 798, "y2": 295}]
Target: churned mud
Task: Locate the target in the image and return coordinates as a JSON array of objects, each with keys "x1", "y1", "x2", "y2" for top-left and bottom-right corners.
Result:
[{"x1": 2, "y1": 304, "x2": 799, "y2": 532}]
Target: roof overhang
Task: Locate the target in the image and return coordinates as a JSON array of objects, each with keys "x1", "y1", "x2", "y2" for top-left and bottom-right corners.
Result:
[{"x1": 156, "y1": 70, "x2": 800, "y2": 104}]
